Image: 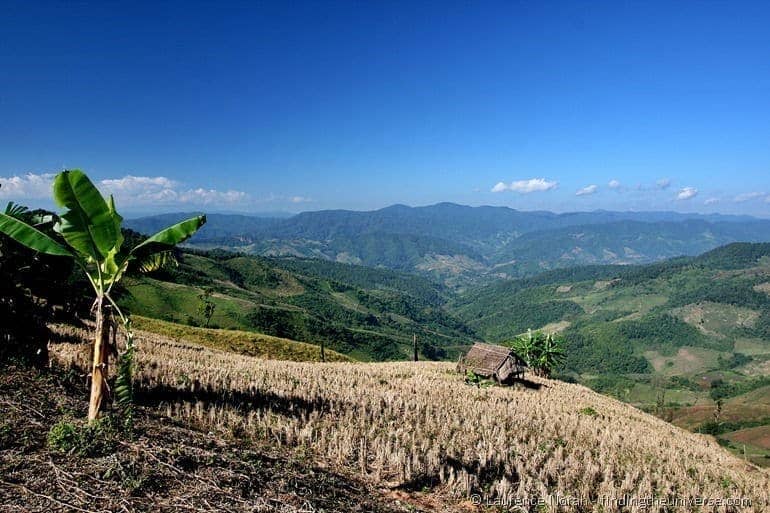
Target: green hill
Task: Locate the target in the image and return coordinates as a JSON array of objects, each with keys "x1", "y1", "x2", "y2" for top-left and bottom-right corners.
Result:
[
  {"x1": 453, "y1": 243, "x2": 770, "y2": 370},
  {"x1": 118, "y1": 250, "x2": 476, "y2": 362},
  {"x1": 451, "y1": 243, "x2": 770, "y2": 463}
]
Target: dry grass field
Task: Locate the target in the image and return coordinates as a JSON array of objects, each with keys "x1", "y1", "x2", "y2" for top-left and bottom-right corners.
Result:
[{"x1": 49, "y1": 323, "x2": 770, "y2": 512}]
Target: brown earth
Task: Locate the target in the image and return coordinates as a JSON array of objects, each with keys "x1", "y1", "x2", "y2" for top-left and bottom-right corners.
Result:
[
  {"x1": 0, "y1": 366, "x2": 422, "y2": 513},
  {"x1": 728, "y1": 426, "x2": 770, "y2": 451}
]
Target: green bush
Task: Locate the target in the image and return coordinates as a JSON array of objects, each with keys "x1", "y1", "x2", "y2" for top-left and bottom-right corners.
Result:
[
  {"x1": 48, "y1": 421, "x2": 79, "y2": 453},
  {"x1": 48, "y1": 417, "x2": 119, "y2": 457},
  {"x1": 585, "y1": 375, "x2": 636, "y2": 399},
  {"x1": 617, "y1": 313, "x2": 714, "y2": 352}
]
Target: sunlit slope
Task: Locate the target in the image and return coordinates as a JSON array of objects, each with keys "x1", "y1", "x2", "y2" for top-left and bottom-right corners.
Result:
[
  {"x1": 453, "y1": 243, "x2": 770, "y2": 377},
  {"x1": 119, "y1": 251, "x2": 476, "y2": 361},
  {"x1": 49, "y1": 329, "x2": 770, "y2": 512},
  {"x1": 51, "y1": 317, "x2": 350, "y2": 363},
  {"x1": 453, "y1": 243, "x2": 770, "y2": 465},
  {"x1": 133, "y1": 316, "x2": 351, "y2": 362}
]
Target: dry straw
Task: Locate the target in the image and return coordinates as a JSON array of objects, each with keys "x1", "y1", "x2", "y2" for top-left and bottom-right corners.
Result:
[{"x1": 49, "y1": 323, "x2": 770, "y2": 512}]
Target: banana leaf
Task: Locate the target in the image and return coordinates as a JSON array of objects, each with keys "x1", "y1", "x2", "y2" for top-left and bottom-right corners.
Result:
[
  {"x1": 53, "y1": 169, "x2": 122, "y2": 261},
  {"x1": 131, "y1": 215, "x2": 206, "y2": 258},
  {"x1": 0, "y1": 212, "x2": 73, "y2": 257}
]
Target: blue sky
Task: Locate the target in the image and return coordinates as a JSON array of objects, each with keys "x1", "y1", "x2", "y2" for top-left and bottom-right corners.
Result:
[{"x1": 1, "y1": 1, "x2": 769, "y2": 216}]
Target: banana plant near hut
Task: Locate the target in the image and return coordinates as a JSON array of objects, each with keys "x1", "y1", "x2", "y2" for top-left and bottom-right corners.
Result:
[
  {"x1": 509, "y1": 329, "x2": 565, "y2": 378},
  {"x1": 0, "y1": 170, "x2": 206, "y2": 422}
]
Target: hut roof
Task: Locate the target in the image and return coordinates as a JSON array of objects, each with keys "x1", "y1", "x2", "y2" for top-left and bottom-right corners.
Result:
[{"x1": 463, "y1": 342, "x2": 522, "y2": 376}]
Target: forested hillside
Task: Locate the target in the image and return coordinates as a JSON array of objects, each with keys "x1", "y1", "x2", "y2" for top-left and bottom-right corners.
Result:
[
  {"x1": 127, "y1": 204, "x2": 770, "y2": 285},
  {"x1": 119, "y1": 249, "x2": 476, "y2": 361},
  {"x1": 451, "y1": 242, "x2": 770, "y2": 464}
]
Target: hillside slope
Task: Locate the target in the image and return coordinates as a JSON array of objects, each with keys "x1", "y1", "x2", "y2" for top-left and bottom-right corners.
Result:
[
  {"x1": 118, "y1": 251, "x2": 476, "y2": 361},
  {"x1": 454, "y1": 243, "x2": 770, "y2": 372},
  {"x1": 46, "y1": 329, "x2": 770, "y2": 512},
  {"x1": 453, "y1": 243, "x2": 770, "y2": 464},
  {"x1": 0, "y1": 366, "x2": 410, "y2": 513}
]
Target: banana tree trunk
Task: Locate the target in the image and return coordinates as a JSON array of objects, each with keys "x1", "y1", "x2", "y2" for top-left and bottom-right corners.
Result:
[{"x1": 88, "y1": 297, "x2": 110, "y2": 421}]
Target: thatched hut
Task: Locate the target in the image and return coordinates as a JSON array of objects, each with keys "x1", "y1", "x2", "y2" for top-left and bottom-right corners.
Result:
[{"x1": 457, "y1": 342, "x2": 527, "y2": 383}]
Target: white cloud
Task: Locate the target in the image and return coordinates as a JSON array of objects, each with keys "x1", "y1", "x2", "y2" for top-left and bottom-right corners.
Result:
[
  {"x1": 575, "y1": 184, "x2": 598, "y2": 196},
  {"x1": 734, "y1": 192, "x2": 766, "y2": 202},
  {"x1": 176, "y1": 188, "x2": 248, "y2": 205},
  {"x1": 491, "y1": 178, "x2": 558, "y2": 194},
  {"x1": 0, "y1": 172, "x2": 251, "y2": 207},
  {"x1": 656, "y1": 178, "x2": 671, "y2": 190},
  {"x1": 704, "y1": 198, "x2": 719, "y2": 205},
  {"x1": 290, "y1": 195, "x2": 312, "y2": 203},
  {"x1": 100, "y1": 175, "x2": 182, "y2": 203},
  {"x1": 676, "y1": 187, "x2": 698, "y2": 200},
  {"x1": 0, "y1": 173, "x2": 56, "y2": 199},
  {"x1": 99, "y1": 175, "x2": 249, "y2": 206},
  {"x1": 101, "y1": 175, "x2": 179, "y2": 191},
  {"x1": 608, "y1": 179, "x2": 621, "y2": 189}
]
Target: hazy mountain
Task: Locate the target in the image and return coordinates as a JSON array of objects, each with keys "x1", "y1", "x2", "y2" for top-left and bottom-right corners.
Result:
[{"x1": 126, "y1": 203, "x2": 770, "y2": 285}]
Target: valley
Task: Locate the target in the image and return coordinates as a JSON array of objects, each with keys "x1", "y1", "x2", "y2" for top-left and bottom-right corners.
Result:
[
  {"x1": 119, "y1": 250, "x2": 475, "y2": 361},
  {"x1": 117, "y1": 236, "x2": 770, "y2": 467}
]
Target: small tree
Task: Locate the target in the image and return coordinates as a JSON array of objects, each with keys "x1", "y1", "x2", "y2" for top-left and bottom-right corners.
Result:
[
  {"x1": 0, "y1": 169, "x2": 205, "y2": 422},
  {"x1": 509, "y1": 329, "x2": 565, "y2": 378},
  {"x1": 197, "y1": 287, "x2": 216, "y2": 328}
]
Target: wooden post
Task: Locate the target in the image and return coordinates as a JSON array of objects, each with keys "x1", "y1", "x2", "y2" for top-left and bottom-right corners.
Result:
[
  {"x1": 320, "y1": 338, "x2": 326, "y2": 363},
  {"x1": 88, "y1": 300, "x2": 110, "y2": 421},
  {"x1": 413, "y1": 334, "x2": 418, "y2": 362}
]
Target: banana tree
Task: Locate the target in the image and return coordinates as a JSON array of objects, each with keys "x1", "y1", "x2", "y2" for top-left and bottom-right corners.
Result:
[
  {"x1": 536, "y1": 331, "x2": 565, "y2": 378},
  {"x1": 0, "y1": 169, "x2": 206, "y2": 421},
  {"x1": 509, "y1": 329, "x2": 565, "y2": 378}
]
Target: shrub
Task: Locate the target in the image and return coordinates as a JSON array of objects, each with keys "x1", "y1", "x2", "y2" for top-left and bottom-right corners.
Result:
[
  {"x1": 697, "y1": 421, "x2": 723, "y2": 436},
  {"x1": 48, "y1": 417, "x2": 119, "y2": 457}
]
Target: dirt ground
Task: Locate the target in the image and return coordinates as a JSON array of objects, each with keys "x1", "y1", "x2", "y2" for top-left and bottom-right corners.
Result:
[{"x1": 0, "y1": 366, "x2": 424, "y2": 513}]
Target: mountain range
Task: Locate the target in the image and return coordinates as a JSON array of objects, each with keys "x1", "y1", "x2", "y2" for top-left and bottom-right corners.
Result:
[{"x1": 127, "y1": 203, "x2": 770, "y2": 286}]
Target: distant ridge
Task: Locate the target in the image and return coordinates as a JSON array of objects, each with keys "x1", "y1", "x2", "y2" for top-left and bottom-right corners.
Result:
[{"x1": 126, "y1": 203, "x2": 770, "y2": 285}]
